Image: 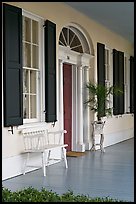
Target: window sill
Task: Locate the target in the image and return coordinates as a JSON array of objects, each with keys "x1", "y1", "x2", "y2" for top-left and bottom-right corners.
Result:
[{"x1": 17, "y1": 122, "x2": 47, "y2": 130}]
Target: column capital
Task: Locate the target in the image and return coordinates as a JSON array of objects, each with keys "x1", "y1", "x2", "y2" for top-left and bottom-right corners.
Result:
[
  {"x1": 77, "y1": 65, "x2": 83, "y2": 70},
  {"x1": 59, "y1": 59, "x2": 65, "y2": 65},
  {"x1": 83, "y1": 66, "x2": 90, "y2": 71}
]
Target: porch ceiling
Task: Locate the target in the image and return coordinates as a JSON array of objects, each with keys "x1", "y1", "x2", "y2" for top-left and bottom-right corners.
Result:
[{"x1": 65, "y1": 2, "x2": 134, "y2": 44}]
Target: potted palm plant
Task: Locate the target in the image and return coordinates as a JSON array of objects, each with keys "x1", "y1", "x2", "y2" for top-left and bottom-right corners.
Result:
[
  {"x1": 85, "y1": 81, "x2": 123, "y2": 152},
  {"x1": 85, "y1": 81, "x2": 123, "y2": 122}
]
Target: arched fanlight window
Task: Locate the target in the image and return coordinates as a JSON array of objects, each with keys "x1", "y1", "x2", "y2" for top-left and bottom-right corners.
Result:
[{"x1": 59, "y1": 26, "x2": 91, "y2": 54}]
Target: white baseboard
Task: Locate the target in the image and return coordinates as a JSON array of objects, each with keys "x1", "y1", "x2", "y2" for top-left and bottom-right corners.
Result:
[
  {"x1": 90, "y1": 128, "x2": 134, "y2": 150},
  {"x1": 2, "y1": 150, "x2": 61, "y2": 181},
  {"x1": 104, "y1": 128, "x2": 134, "y2": 147}
]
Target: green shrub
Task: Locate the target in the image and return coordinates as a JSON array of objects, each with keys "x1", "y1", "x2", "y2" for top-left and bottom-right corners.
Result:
[{"x1": 2, "y1": 186, "x2": 128, "y2": 202}]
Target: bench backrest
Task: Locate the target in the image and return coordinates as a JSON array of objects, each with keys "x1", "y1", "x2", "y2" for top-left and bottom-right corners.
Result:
[{"x1": 22, "y1": 128, "x2": 67, "y2": 151}]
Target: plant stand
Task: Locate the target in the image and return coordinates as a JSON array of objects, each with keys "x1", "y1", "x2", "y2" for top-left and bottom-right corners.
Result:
[{"x1": 91, "y1": 121, "x2": 105, "y2": 152}]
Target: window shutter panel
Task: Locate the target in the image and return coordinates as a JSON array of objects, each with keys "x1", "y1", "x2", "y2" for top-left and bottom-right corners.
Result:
[
  {"x1": 113, "y1": 49, "x2": 119, "y2": 115},
  {"x1": 130, "y1": 56, "x2": 134, "y2": 113},
  {"x1": 118, "y1": 51, "x2": 124, "y2": 114},
  {"x1": 113, "y1": 49, "x2": 124, "y2": 115},
  {"x1": 97, "y1": 43, "x2": 105, "y2": 85},
  {"x1": 44, "y1": 20, "x2": 57, "y2": 122},
  {"x1": 3, "y1": 4, "x2": 23, "y2": 127},
  {"x1": 97, "y1": 43, "x2": 105, "y2": 117}
]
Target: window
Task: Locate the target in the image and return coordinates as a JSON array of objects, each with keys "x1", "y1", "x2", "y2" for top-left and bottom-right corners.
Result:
[
  {"x1": 3, "y1": 4, "x2": 57, "y2": 127},
  {"x1": 105, "y1": 48, "x2": 111, "y2": 110},
  {"x1": 22, "y1": 13, "x2": 43, "y2": 123},
  {"x1": 59, "y1": 27, "x2": 83, "y2": 53},
  {"x1": 59, "y1": 26, "x2": 91, "y2": 55},
  {"x1": 105, "y1": 48, "x2": 110, "y2": 83}
]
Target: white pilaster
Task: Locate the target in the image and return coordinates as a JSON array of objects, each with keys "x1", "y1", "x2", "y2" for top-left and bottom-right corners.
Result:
[
  {"x1": 83, "y1": 66, "x2": 92, "y2": 150},
  {"x1": 77, "y1": 65, "x2": 85, "y2": 152},
  {"x1": 59, "y1": 60, "x2": 64, "y2": 130}
]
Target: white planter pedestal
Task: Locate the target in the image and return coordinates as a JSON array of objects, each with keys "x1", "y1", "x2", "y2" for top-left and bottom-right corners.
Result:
[{"x1": 91, "y1": 121, "x2": 105, "y2": 152}]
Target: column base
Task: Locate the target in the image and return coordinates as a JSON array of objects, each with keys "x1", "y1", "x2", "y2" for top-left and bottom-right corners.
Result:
[
  {"x1": 77, "y1": 143, "x2": 86, "y2": 152},
  {"x1": 85, "y1": 142, "x2": 92, "y2": 150}
]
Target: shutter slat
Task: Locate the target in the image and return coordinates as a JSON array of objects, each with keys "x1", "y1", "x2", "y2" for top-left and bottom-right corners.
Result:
[
  {"x1": 3, "y1": 3, "x2": 23, "y2": 127},
  {"x1": 44, "y1": 20, "x2": 57, "y2": 122}
]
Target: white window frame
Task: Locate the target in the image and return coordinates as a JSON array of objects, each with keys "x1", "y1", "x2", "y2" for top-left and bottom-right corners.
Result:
[
  {"x1": 105, "y1": 46, "x2": 112, "y2": 111},
  {"x1": 22, "y1": 10, "x2": 45, "y2": 124}
]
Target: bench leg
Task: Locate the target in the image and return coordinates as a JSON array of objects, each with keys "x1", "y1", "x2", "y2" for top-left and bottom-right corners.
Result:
[
  {"x1": 61, "y1": 147, "x2": 68, "y2": 168},
  {"x1": 42, "y1": 152, "x2": 46, "y2": 176},
  {"x1": 47, "y1": 150, "x2": 51, "y2": 165},
  {"x1": 42, "y1": 150, "x2": 51, "y2": 176},
  {"x1": 23, "y1": 152, "x2": 29, "y2": 175}
]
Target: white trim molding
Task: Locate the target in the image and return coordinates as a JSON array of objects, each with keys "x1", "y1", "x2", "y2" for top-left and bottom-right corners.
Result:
[{"x1": 2, "y1": 150, "x2": 62, "y2": 181}]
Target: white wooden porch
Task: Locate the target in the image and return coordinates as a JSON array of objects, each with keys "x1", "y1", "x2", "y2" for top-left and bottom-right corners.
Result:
[{"x1": 2, "y1": 138, "x2": 134, "y2": 202}]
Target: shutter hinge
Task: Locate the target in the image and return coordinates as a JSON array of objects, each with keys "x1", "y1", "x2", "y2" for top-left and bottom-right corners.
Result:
[
  {"x1": 8, "y1": 126, "x2": 14, "y2": 134},
  {"x1": 52, "y1": 121, "x2": 56, "y2": 127}
]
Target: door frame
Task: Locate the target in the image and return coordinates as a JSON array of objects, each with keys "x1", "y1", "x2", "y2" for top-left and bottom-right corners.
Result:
[{"x1": 58, "y1": 45, "x2": 92, "y2": 151}]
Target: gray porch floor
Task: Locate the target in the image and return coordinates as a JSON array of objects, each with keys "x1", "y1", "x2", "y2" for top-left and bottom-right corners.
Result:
[{"x1": 2, "y1": 138, "x2": 134, "y2": 202}]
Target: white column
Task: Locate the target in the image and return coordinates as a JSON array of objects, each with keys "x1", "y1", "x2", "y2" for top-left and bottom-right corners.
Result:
[
  {"x1": 83, "y1": 66, "x2": 92, "y2": 150},
  {"x1": 72, "y1": 66, "x2": 77, "y2": 151},
  {"x1": 59, "y1": 60, "x2": 64, "y2": 130},
  {"x1": 77, "y1": 65, "x2": 85, "y2": 152}
]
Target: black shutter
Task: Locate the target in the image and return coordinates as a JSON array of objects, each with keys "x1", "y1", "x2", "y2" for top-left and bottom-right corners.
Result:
[
  {"x1": 130, "y1": 56, "x2": 134, "y2": 113},
  {"x1": 3, "y1": 3, "x2": 23, "y2": 127},
  {"x1": 44, "y1": 20, "x2": 57, "y2": 122},
  {"x1": 113, "y1": 49, "x2": 119, "y2": 115},
  {"x1": 113, "y1": 49, "x2": 124, "y2": 115},
  {"x1": 97, "y1": 43, "x2": 105, "y2": 117},
  {"x1": 118, "y1": 51, "x2": 124, "y2": 114},
  {"x1": 97, "y1": 43, "x2": 105, "y2": 85}
]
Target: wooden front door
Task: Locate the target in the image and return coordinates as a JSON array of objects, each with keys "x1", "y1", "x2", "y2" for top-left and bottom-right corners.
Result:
[{"x1": 63, "y1": 63, "x2": 72, "y2": 151}]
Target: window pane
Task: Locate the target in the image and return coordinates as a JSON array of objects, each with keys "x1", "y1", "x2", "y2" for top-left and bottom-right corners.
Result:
[
  {"x1": 72, "y1": 45, "x2": 83, "y2": 53},
  {"x1": 23, "y1": 94, "x2": 29, "y2": 118},
  {"x1": 23, "y1": 43, "x2": 31, "y2": 67},
  {"x1": 30, "y1": 70, "x2": 36, "y2": 93},
  {"x1": 69, "y1": 29, "x2": 75, "y2": 46},
  {"x1": 23, "y1": 69, "x2": 29, "y2": 93},
  {"x1": 23, "y1": 17, "x2": 31, "y2": 42},
  {"x1": 32, "y1": 20, "x2": 38, "y2": 44},
  {"x1": 30, "y1": 95, "x2": 36, "y2": 118},
  {"x1": 32, "y1": 45, "x2": 38, "y2": 68},
  {"x1": 59, "y1": 32, "x2": 67, "y2": 46},
  {"x1": 71, "y1": 35, "x2": 83, "y2": 53},
  {"x1": 62, "y1": 28, "x2": 67, "y2": 46}
]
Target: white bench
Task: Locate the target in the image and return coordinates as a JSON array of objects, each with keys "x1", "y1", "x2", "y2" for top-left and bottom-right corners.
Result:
[{"x1": 22, "y1": 128, "x2": 68, "y2": 176}]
